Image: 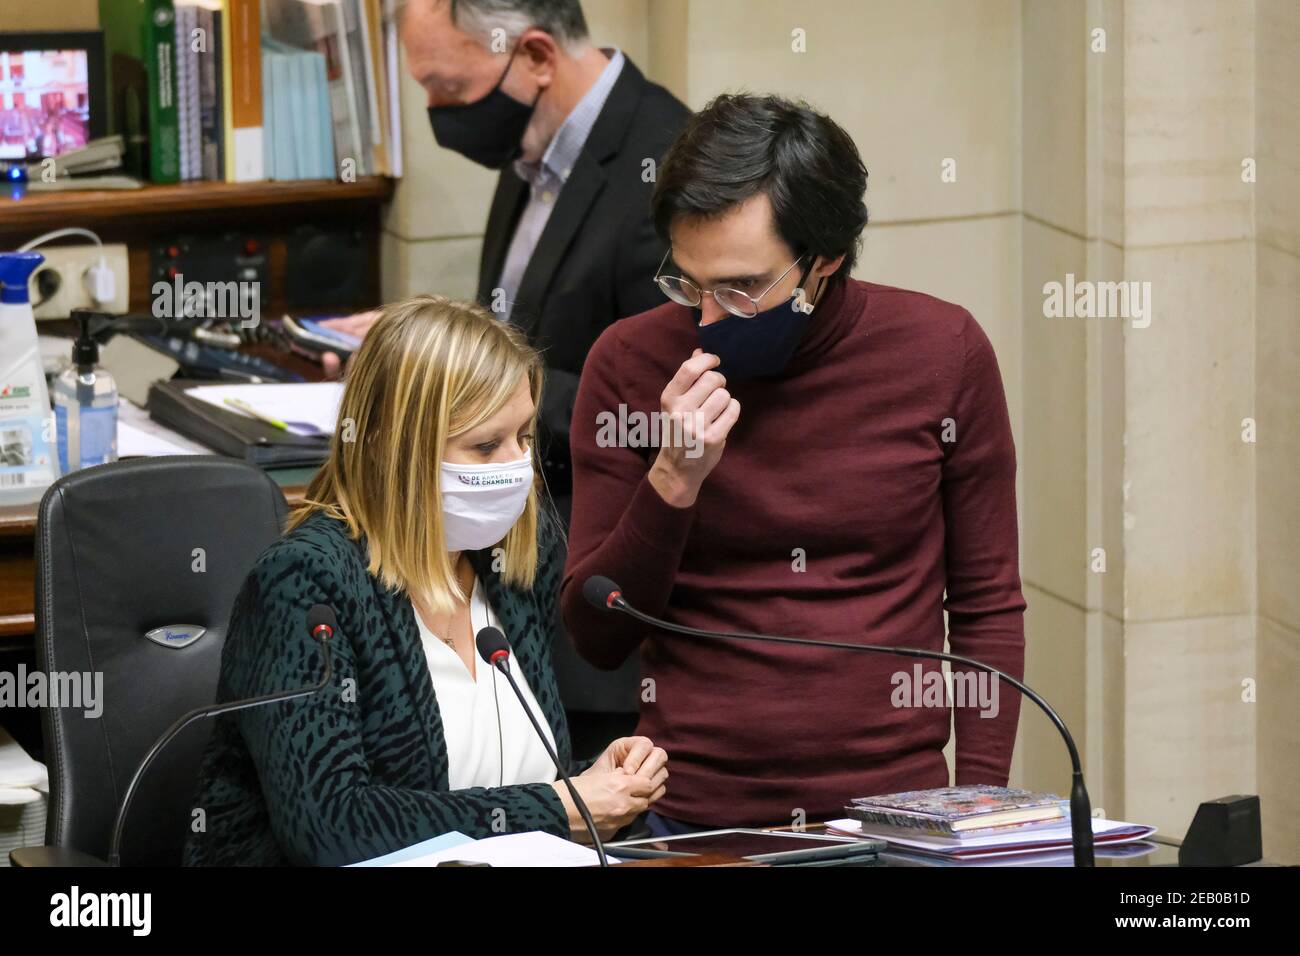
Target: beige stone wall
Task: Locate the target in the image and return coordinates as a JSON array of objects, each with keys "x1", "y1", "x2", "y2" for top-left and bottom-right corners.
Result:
[
  {"x1": 1254, "y1": 0, "x2": 1300, "y2": 868},
  {"x1": 1113, "y1": 0, "x2": 1261, "y2": 839},
  {"x1": 6, "y1": 0, "x2": 98, "y2": 30},
  {"x1": 1016, "y1": 0, "x2": 1093, "y2": 809},
  {"x1": 1016, "y1": 0, "x2": 1295, "y2": 862}
]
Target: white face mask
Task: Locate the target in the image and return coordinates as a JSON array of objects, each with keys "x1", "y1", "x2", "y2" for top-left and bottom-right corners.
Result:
[{"x1": 439, "y1": 455, "x2": 534, "y2": 552}]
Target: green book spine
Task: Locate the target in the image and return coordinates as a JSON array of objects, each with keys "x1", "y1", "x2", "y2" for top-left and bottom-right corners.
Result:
[{"x1": 142, "y1": 0, "x2": 180, "y2": 183}]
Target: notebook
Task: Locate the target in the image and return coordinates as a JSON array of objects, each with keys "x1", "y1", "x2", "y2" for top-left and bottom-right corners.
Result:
[{"x1": 148, "y1": 379, "x2": 336, "y2": 467}]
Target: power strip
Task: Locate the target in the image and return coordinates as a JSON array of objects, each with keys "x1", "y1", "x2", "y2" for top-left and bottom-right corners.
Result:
[{"x1": 31, "y1": 243, "x2": 130, "y2": 319}]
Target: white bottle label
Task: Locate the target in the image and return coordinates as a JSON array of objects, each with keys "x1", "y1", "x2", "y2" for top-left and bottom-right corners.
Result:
[{"x1": 0, "y1": 387, "x2": 57, "y2": 490}]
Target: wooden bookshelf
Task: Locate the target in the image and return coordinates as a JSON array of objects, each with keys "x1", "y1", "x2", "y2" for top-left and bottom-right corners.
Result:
[
  {"x1": 0, "y1": 175, "x2": 395, "y2": 316},
  {"x1": 0, "y1": 176, "x2": 395, "y2": 232}
]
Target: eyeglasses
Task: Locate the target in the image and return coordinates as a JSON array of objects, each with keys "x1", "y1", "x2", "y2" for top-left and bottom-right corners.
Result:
[{"x1": 653, "y1": 250, "x2": 808, "y2": 318}]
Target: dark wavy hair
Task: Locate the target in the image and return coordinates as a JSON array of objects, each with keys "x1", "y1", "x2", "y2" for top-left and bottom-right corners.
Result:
[{"x1": 652, "y1": 93, "x2": 869, "y2": 284}]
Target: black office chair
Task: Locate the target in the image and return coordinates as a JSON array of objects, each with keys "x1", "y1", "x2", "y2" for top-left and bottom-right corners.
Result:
[{"x1": 9, "y1": 456, "x2": 287, "y2": 867}]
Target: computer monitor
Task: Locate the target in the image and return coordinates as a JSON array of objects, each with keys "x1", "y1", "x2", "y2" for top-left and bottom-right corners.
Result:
[{"x1": 0, "y1": 31, "x2": 106, "y2": 162}]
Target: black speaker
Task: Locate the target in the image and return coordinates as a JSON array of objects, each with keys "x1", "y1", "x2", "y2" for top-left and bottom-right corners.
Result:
[
  {"x1": 285, "y1": 225, "x2": 366, "y2": 309},
  {"x1": 1178, "y1": 795, "x2": 1263, "y2": 867}
]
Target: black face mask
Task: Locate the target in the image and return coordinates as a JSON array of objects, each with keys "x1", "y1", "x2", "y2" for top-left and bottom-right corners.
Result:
[
  {"x1": 427, "y1": 44, "x2": 541, "y2": 169},
  {"x1": 695, "y1": 265, "x2": 821, "y2": 381}
]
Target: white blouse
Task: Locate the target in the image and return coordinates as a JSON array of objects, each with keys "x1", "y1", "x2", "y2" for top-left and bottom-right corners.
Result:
[{"x1": 411, "y1": 579, "x2": 558, "y2": 791}]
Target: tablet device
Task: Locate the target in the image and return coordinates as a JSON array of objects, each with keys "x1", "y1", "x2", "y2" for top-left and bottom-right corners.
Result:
[{"x1": 608, "y1": 828, "x2": 884, "y2": 864}]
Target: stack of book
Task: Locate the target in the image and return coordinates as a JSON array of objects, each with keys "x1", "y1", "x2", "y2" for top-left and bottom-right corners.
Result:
[
  {"x1": 828, "y1": 785, "x2": 1156, "y2": 862},
  {"x1": 99, "y1": 0, "x2": 402, "y2": 184}
]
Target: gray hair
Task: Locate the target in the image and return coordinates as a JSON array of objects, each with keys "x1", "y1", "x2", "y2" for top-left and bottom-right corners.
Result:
[{"x1": 400, "y1": 0, "x2": 590, "y2": 51}]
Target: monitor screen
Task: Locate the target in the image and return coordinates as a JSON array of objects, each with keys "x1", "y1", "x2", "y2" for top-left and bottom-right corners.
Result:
[
  {"x1": 0, "y1": 49, "x2": 91, "y2": 160},
  {"x1": 0, "y1": 32, "x2": 104, "y2": 162}
]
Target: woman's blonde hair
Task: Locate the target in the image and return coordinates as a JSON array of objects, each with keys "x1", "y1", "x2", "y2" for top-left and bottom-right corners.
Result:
[{"x1": 288, "y1": 294, "x2": 544, "y2": 615}]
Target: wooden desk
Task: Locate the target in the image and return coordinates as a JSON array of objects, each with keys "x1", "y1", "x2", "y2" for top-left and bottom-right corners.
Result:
[
  {"x1": 616, "y1": 854, "x2": 763, "y2": 867},
  {"x1": 0, "y1": 466, "x2": 313, "y2": 651}
]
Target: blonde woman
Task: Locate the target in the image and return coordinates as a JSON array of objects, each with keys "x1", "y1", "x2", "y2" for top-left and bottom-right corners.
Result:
[{"x1": 184, "y1": 295, "x2": 667, "y2": 866}]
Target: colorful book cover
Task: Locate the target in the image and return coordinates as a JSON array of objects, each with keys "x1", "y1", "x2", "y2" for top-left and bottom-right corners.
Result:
[
  {"x1": 174, "y1": 4, "x2": 193, "y2": 179},
  {"x1": 848, "y1": 785, "x2": 1067, "y2": 836},
  {"x1": 222, "y1": 0, "x2": 263, "y2": 181},
  {"x1": 194, "y1": 2, "x2": 224, "y2": 180},
  {"x1": 264, "y1": 0, "x2": 365, "y2": 179}
]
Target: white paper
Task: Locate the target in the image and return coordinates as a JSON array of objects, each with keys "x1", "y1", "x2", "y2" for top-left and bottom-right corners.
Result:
[
  {"x1": 826, "y1": 816, "x2": 1156, "y2": 854},
  {"x1": 117, "y1": 420, "x2": 201, "y2": 457},
  {"x1": 0, "y1": 727, "x2": 47, "y2": 796},
  {"x1": 0, "y1": 786, "x2": 44, "y2": 806},
  {"x1": 187, "y1": 382, "x2": 344, "y2": 436},
  {"x1": 117, "y1": 398, "x2": 212, "y2": 457},
  {"x1": 389, "y1": 830, "x2": 620, "y2": 868},
  {"x1": 347, "y1": 831, "x2": 474, "y2": 866}
]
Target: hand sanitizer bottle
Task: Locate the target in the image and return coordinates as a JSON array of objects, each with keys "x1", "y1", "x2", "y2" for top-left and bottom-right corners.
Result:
[
  {"x1": 0, "y1": 251, "x2": 60, "y2": 504},
  {"x1": 54, "y1": 309, "x2": 118, "y2": 473}
]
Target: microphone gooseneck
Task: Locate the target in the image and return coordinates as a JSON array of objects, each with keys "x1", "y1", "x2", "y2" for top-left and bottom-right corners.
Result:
[
  {"x1": 474, "y1": 626, "x2": 609, "y2": 867},
  {"x1": 583, "y1": 575, "x2": 1096, "y2": 867},
  {"x1": 107, "y1": 603, "x2": 337, "y2": 867}
]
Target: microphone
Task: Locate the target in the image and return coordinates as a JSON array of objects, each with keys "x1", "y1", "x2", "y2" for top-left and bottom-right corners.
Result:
[
  {"x1": 474, "y1": 626, "x2": 609, "y2": 867},
  {"x1": 107, "y1": 603, "x2": 338, "y2": 867},
  {"x1": 583, "y1": 575, "x2": 1096, "y2": 867},
  {"x1": 307, "y1": 604, "x2": 337, "y2": 642}
]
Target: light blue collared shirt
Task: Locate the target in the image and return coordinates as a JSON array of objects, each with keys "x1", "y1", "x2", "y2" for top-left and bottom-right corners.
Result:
[{"x1": 495, "y1": 48, "x2": 626, "y2": 323}]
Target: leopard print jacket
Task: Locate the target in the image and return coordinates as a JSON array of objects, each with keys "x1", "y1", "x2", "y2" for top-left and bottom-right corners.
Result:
[{"x1": 182, "y1": 508, "x2": 575, "y2": 866}]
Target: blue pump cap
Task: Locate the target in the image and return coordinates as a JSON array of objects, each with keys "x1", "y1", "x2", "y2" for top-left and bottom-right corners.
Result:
[{"x1": 0, "y1": 251, "x2": 45, "y2": 305}]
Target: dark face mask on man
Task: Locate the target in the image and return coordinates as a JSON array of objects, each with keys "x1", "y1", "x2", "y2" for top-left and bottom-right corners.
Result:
[
  {"x1": 693, "y1": 260, "x2": 823, "y2": 381},
  {"x1": 427, "y1": 42, "x2": 542, "y2": 169}
]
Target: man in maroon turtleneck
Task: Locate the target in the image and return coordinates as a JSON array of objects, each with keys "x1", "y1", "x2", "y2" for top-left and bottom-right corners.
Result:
[{"x1": 559, "y1": 93, "x2": 1026, "y2": 833}]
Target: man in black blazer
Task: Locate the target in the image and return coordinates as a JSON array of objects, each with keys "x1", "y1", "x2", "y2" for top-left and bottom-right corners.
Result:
[
  {"x1": 327, "y1": 0, "x2": 689, "y2": 734},
  {"x1": 474, "y1": 55, "x2": 688, "y2": 507},
  {"x1": 332, "y1": 0, "x2": 688, "y2": 507}
]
